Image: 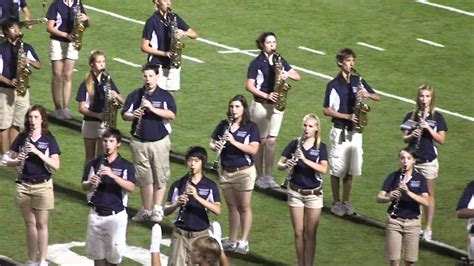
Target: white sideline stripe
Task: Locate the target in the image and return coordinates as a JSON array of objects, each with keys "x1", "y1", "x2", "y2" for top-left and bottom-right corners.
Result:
[
  {"x1": 298, "y1": 46, "x2": 326, "y2": 55},
  {"x1": 416, "y1": 0, "x2": 474, "y2": 17},
  {"x1": 113, "y1": 57, "x2": 141, "y2": 67},
  {"x1": 182, "y1": 54, "x2": 204, "y2": 63},
  {"x1": 218, "y1": 49, "x2": 260, "y2": 54},
  {"x1": 85, "y1": 5, "x2": 474, "y2": 122},
  {"x1": 357, "y1": 42, "x2": 385, "y2": 51},
  {"x1": 416, "y1": 38, "x2": 445, "y2": 47}
]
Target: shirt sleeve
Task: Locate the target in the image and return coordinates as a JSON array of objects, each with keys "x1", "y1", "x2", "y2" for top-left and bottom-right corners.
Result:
[
  {"x1": 48, "y1": 135, "x2": 61, "y2": 155},
  {"x1": 75, "y1": 81, "x2": 87, "y2": 102},
  {"x1": 381, "y1": 173, "x2": 395, "y2": 192},
  {"x1": 20, "y1": 0, "x2": 27, "y2": 8},
  {"x1": 176, "y1": 14, "x2": 190, "y2": 31},
  {"x1": 164, "y1": 92, "x2": 177, "y2": 114},
  {"x1": 361, "y1": 79, "x2": 375, "y2": 94},
  {"x1": 46, "y1": 3, "x2": 57, "y2": 20},
  {"x1": 211, "y1": 121, "x2": 225, "y2": 140},
  {"x1": 435, "y1": 112, "x2": 448, "y2": 132},
  {"x1": 322, "y1": 82, "x2": 332, "y2": 108},
  {"x1": 122, "y1": 90, "x2": 136, "y2": 115},
  {"x1": 400, "y1": 112, "x2": 412, "y2": 129},
  {"x1": 210, "y1": 181, "x2": 220, "y2": 203},
  {"x1": 125, "y1": 162, "x2": 136, "y2": 184},
  {"x1": 82, "y1": 159, "x2": 94, "y2": 182},
  {"x1": 456, "y1": 182, "x2": 474, "y2": 210},
  {"x1": 25, "y1": 44, "x2": 40, "y2": 62},
  {"x1": 10, "y1": 133, "x2": 24, "y2": 153},
  {"x1": 282, "y1": 57, "x2": 292, "y2": 72},
  {"x1": 319, "y1": 143, "x2": 328, "y2": 161},
  {"x1": 246, "y1": 60, "x2": 258, "y2": 79},
  {"x1": 142, "y1": 18, "x2": 154, "y2": 40},
  {"x1": 249, "y1": 122, "x2": 260, "y2": 142},
  {"x1": 281, "y1": 139, "x2": 297, "y2": 158},
  {"x1": 110, "y1": 78, "x2": 120, "y2": 94}
]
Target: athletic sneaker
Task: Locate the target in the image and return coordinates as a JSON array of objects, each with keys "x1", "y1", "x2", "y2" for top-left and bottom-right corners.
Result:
[
  {"x1": 222, "y1": 239, "x2": 237, "y2": 252},
  {"x1": 62, "y1": 108, "x2": 73, "y2": 120},
  {"x1": 38, "y1": 260, "x2": 49, "y2": 266},
  {"x1": 331, "y1": 202, "x2": 345, "y2": 216},
  {"x1": 422, "y1": 229, "x2": 432, "y2": 241},
  {"x1": 24, "y1": 261, "x2": 37, "y2": 266},
  {"x1": 51, "y1": 109, "x2": 65, "y2": 120},
  {"x1": 343, "y1": 201, "x2": 355, "y2": 215},
  {"x1": 255, "y1": 176, "x2": 279, "y2": 189},
  {"x1": 234, "y1": 240, "x2": 249, "y2": 254},
  {"x1": 150, "y1": 208, "x2": 164, "y2": 223},
  {"x1": 150, "y1": 224, "x2": 162, "y2": 252},
  {"x1": 132, "y1": 208, "x2": 151, "y2": 222}
]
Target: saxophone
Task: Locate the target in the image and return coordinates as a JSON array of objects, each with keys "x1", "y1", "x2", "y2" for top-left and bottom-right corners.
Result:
[
  {"x1": 102, "y1": 72, "x2": 122, "y2": 129},
  {"x1": 71, "y1": 0, "x2": 86, "y2": 51},
  {"x1": 280, "y1": 133, "x2": 305, "y2": 189},
  {"x1": 15, "y1": 127, "x2": 33, "y2": 184},
  {"x1": 168, "y1": 10, "x2": 185, "y2": 69},
  {"x1": 272, "y1": 52, "x2": 291, "y2": 112},
  {"x1": 351, "y1": 68, "x2": 371, "y2": 133},
  {"x1": 15, "y1": 33, "x2": 31, "y2": 97}
]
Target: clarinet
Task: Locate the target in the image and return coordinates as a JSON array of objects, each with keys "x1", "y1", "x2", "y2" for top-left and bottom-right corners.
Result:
[
  {"x1": 15, "y1": 127, "x2": 33, "y2": 184},
  {"x1": 280, "y1": 133, "x2": 305, "y2": 189},
  {"x1": 132, "y1": 94, "x2": 147, "y2": 138},
  {"x1": 87, "y1": 151, "x2": 108, "y2": 206},
  {"x1": 414, "y1": 103, "x2": 426, "y2": 152},
  {"x1": 176, "y1": 171, "x2": 193, "y2": 223},
  {"x1": 211, "y1": 117, "x2": 233, "y2": 170},
  {"x1": 389, "y1": 166, "x2": 407, "y2": 219}
]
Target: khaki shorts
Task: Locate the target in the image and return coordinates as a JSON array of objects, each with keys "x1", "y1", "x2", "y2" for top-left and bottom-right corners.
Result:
[
  {"x1": 49, "y1": 39, "x2": 79, "y2": 61},
  {"x1": 328, "y1": 127, "x2": 363, "y2": 178},
  {"x1": 130, "y1": 135, "x2": 170, "y2": 187},
  {"x1": 157, "y1": 66, "x2": 180, "y2": 91},
  {"x1": 385, "y1": 215, "x2": 420, "y2": 262},
  {"x1": 287, "y1": 188, "x2": 323, "y2": 209},
  {"x1": 82, "y1": 120, "x2": 106, "y2": 139},
  {"x1": 414, "y1": 158, "x2": 439, "y2": 179},
  {"x1": 169, "y1": 227, "x2": 209, "y2": 266},
  {"x1": 219, "y1": 165, "x2": 256, "y2": 191},
  {"x1": 0, "y1": 87, "x2": 29, "y2": 130},
  {"x1": 249, "y1": 101, "x2": 284, "y2": 138},
  {"x1": 15, "y1": 178, "x2": 54, "y2": 210}
]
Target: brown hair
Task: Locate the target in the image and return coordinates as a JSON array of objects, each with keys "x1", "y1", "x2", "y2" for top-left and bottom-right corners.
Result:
[
  {"x1": 23, "y1": 104, "x2": 50, "y2": 135},
  {"x1": 192, "y1": 236, "x2": 221, "y2": 266}
]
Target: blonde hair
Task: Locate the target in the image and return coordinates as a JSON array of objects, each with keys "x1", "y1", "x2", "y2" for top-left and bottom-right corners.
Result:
[
  {"x1": 192, "y1": 236, "x2": 221, "y2": 266},
  {"x1": 302, "y1": 113, "x2": 321, "y2": 149},
  {"x1": 411, "y1": 84, "x2": 435, "y2": 120},
  {"x1": 85, "y1": 50, "x2": 106, "y2": 105}
]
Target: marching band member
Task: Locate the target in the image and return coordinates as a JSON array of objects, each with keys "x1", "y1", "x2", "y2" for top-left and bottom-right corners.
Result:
[
  {"x1": 277, "y1": 113, "x2": 328, "y2": 266},
  {"x1": 456, "y1": 181, "x2": 474, "y2": 262},
  {"x1": 122, "y1": 62, "x2": 176, "y2": 223},
  {"x1": 81, "y1": 128, "x2": 136, "y2": 266},
  {"x1": 191, "y1": 236, "x2": 229, "y2": 266},
  {"x1": 164, "y1": 146, "x2": 221, "y2": 266},
  {"x1": 401, "y1": 84, "x2": 447, "y2": 241},
  {"x1": 0, "y1": 0, "x2": 31, "y2": 27},
  {"x1": 76, "y1": 50, "x2": 123, "y2": 165},
  {"x1": 6, "y1": 104, "x2": 61, "y2": 266},
  {"x1": 46, "y1": 0, "x2": 89, "y2": 119},
  {"x1": 141, "y1": 0, "x2": 197, "y2": 92},
  {"x1": 0, "y1": 19, "x2": 40, "y2": 164},
  {"x1": 245, "y1": 31, "x2": 300, "y2": 189},
  {"x1": 376, "y1": 147, "x2": 429, "y2": 266},
  {"x1": 209, "y1": 94, "x2": 259, "y2": 254},
  {"x1": 323, "y1": 48, "x2": 379, "y2": 216}
]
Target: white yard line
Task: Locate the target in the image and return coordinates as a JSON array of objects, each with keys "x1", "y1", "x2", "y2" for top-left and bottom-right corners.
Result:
[
  {"x1": 416, "y1": 38, "x2": 445, "y2": 48},
  {"x1": 182, "y1": 55, "x2": 204, "y2": 63},
  {"x1": 357, "y1": 42, "x2": 385, "y2": 51},
  {"x1": 218, "y1": 49, "x2": 260, "y2": 54},
  {"x1": 113, "y1": 57, "x2": 141, "y2": 67},
  {"x1": 298, "y1": 46, "x2": 326, "y2": 55},
  {"x1": 85, "y1": 4, "x2": 474, "y2": 122},
  {"x1": 416, "y1": 0, "x2": 474, "y2": 17}
]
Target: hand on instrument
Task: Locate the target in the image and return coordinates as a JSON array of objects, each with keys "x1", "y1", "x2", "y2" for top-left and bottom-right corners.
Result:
[
  {"x1": 419, "y1": 120, "x2": 430, "y2": 130},
  {"x1": 185, "y1": 184, "x2": 197, "y2": 198},
  {"x1": 78, "y1": 13, "x2": 89, "y2": 22},
  {"x1": 17, "y1": 151, "x2": 29, "y2": 161},
  {"x1": 356, "y1": 88, "x2": 368, "y2": 99},
  {"x1": 286, "y1": 158, "x2": 297, "y2": 168},
  {"x1": 213, "y1": 138, "x2": 225, "y2": 151},
  {"x1": 141, "y1": 99, "x2": 153, "y2": 109},
  {"x1": 88, "y1": 174, "x2": 101, "y2": 187},
  {"x1": 398, "y1": 182, "x2": 409, "y2": 194},
  {"x1": 175, "y1": 29, "x2": 185, "y2": 39},
  {"x1": 25, "y1": 142, "x2": 40, "y2": 155},
  {"x1": 98, "y1": 165, "x2": 113, "y2": 177},
  {"x1": 9, "y1": 78, "x2": 18, "y2": 87},
  {"x1": 279, "y1": 70, "x2": 289, "y2": 81},
  {"x1": 165, "y1": 51, "x2": 175, "y2": 58},
  {"x1": 294, "y1": 148, "x2": 305, "y2": 160},
  {"x1": 223, "y1": 131, "x2": 235, "y2": 144},
  {"x1": 389, "y1": 189, "x2": 401, "y2": 201},
  {"x1": 133, "y1": 108, "x2": 145, "y2": 118},
  {"x1": 267, "y1": 92, "x2": 278, "y2": 103},
  {"x1": 411, "y1": 128, "x2": 422, "y2": 139},
  {"x1": 178, "y1": 194, "x2": 189, "y2": 205},
  {"x1": 349, "y1": 113, "x2": 358, "y2": 123}
]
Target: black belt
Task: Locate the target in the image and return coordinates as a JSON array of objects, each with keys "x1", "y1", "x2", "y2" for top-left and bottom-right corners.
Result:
[
  {"x1": 222, "y1": 164, "x2": 252, "y2": 173},
  {"x1": 174, "y1": 227, "x2": 209, "y2": 238},
  {"x1": 289, "y1": 183, "x2": 322, "y2": 196},
  {"x1": 93, "y1": 207, "x2": 124, "y2": 217},
  {"x1": 415, "y1": 158, "x2": 434, "y2": 164},
  {"x1": 333, "y1": 124, "x2": 353, "y2": 131},
  {"x1": 23, "y1": 177, "x2": 51, "y2": 184},
  {"x1": 254, "y1": 97, "x2": 273, "y2": 104}
]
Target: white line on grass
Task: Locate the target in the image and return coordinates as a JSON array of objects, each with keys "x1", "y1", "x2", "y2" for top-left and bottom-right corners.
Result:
[
  {"x1": 218, "y1": 49, "x2": 260, "y2": 54},
  {"x1": 416, "y1": 0, "x2": 474, "y2": 17},
  {"x1": 298, "y1": 46, "x2": 326, "y2": 55},
  {"x1": 182, "y1": 55, "x2": 204, "y2": 63},
  {"x1": 416, "y1": 38, "x2": 445, "y2": 47},
  {"x1": 113, "y1": 58, "x2": 141, "y2": 67},
  {"x1": 85, "y1": 5, "x2": 474, "y2": 122},
  {"x1": 357, "y1": 42, "x2": 385, "y2": 51}
]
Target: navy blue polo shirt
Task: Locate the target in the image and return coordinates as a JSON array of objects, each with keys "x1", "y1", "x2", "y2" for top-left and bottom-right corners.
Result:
[
  {"x1": 82, "y1": 154, "x2": 136, "y2": 212},
  {"x1": 211, "y1": 120, "x2": 260, "y2": 168},
  {"x1": 11, "y1": 132, "x2": 61, "y2": 181},
  {"x1": 401, "y1": 111, "x2": 447, "y2": 162},
  {"x1": 75, "y1": 74, "x2": 120, "y2": 122},
  {"x1": 457, "y1": 181, "x2": 474, "y2": 211},
  {"x1": 381, "y1": 170, "x2": 428, "y2": 219},
  {"x1": 282, "y1": 139, "x2": 328, "y2": 189},
  {"x1": 167, "y1": 174, "x2": 220, "y2": 231},
  {"x1": 46, "y1": 0, "x2": 86, "y2": 42},
  {"x1": 323, "y1": 73, "x2": 375, "y2": 127},
  {"x1": 122, "y1": 86, "x2": 176, "y2": 142},
  {"x1": 247, "y1": 52, "x2": 292, "y2": 100},
  {"x1": 0, "y1": 0, "x2": 27, "y2": 22},
  {"x1": 0, "y1": 40, "x2": 39, "y2": 88},
  {"x1": 142, "y1": 11, "x2": 190, "y2": 67}
]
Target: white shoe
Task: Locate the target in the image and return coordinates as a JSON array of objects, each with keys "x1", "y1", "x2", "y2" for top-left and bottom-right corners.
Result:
[
  {"x1": 256, "y1": 176, "x2": 279, "y2": 189},
  {"x1": 331, "y1": 202, "x2": 345, "y2": 216},
  {"x1": 24, "y1": 261, "x2": 37, "y2": 266},
  {"x1": 222, "y1": 239, "x2": 237, "y2": 252},
  {"x1": 62, "y1": 108, "x2": 73, "y2": 119},
  {"x1": 422, "y1": 229, "x2": 432, "y2": 241},
  {"x1": 51, "y1": 109, "x2": 65, "y2": 120},
  {"x1": 265, "y1": 176, "x2": 279, "y2": 188},
  {"x1": 132, "y1": 208, "x2": 151, "y2": 222},
  {"x1": 234, "y1": 240, "x2": 249, "y2": 254},
  {"x1": 150, "y1": 208, "x2": 164, "y2": 223},
  {"x1": 38, "y1": 260, "x2": 49, "y2": 266},
  {"x1": 150, "y1": 224, "x2": 162, "y2": 252}
]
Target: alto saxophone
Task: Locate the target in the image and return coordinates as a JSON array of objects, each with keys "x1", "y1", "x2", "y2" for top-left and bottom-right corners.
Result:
[
  {"x1": 351, "y1": 68, "x2": 370, "y2": 133},
  {"x1": 211, "y1": 117, "x2": 233, "y2": 170},
  {"x1": 168, "y1": 10, "x2": 185, "y2": 69},
  {"x1": 272, "y1": 52, "x2": 292, "y2": 111},
  {"x1": 15, "y1": 33, "x2": 31, "y2": 97},
  {"x1": 102, "y1": 72, "x2": 122, "y2": 129},
  {"x1": 71, "y1": 0, "x2": 86, "y2": 51},
  {"x1": 280, "y1": 132, "x2": 305, "y2": 189},
  {"x1": 15, "y1": 127, "x2": 33, "y2": 184}
]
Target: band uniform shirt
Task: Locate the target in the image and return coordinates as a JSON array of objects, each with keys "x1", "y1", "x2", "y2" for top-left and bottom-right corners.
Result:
[
  {"x1": 401, "y1": 111, "x2": 447, "y2": 162},
  {"x1": 381, "y1": 170, "x2": 428, "y2": 219},
  {"x1": 82, "y1": 153, "x2": 136, "y2": 212},
  {"x1": 46, "y1": 0, "x2": 86, "y2": 43},
  {"x1": 142, "y1": 11, "x2": 189, "y2": 67},
  {"x1": 0, "y1": 40, "x2": 39, "y2": 88},
  {"x1": 11, "y1": 132, "x2": 61, "y2": 181},
  {"x1": 0, "y1": 0, "x2": 27, "y2": 22},
  {"x1": 247, "y1": 52, "x2": 292, "y2": 101},
  {"x1": 211, "y1": 120, "x2": 260, "y2": 168},
  {"x1": 75, "y1": 74, "x2": 120, "y2": 122},
  {"x1": 122, "y1": 86, "x2": 176, "y2": 142},
  {"x1": 281, "y1": 139, "x2": 328, "y2": 189},
  {"x1": 167, "y1": 174, "x2": 220, "y2": 232},
  {"x1": 323, "y1": 72, "x2": 375, "y2": 128},
  {"x1": 456, "y1": 181, "x2": 474, "y2": 232}
]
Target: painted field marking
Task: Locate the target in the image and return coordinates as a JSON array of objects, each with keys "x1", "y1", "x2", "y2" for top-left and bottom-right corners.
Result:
[
  {"x1": 298, "y1": 46, "x2": 326, "y2": 55},
  {"x1": 218, "y1": 49, "x2": 260, "y2": 54},
  {"x1": 113, "y1": 57, "x2": 141, "y2": 67},
  {"x1": 84, "y1": 4, "x2": 474, "y2": 122},
  {"x1": 357, "y1": 42, "x2": 385, "y2": 51},
  {"x1": 416, "y1": 38, "x2": 445, "y2": 48},
  {"x1": 182, "y1": 54, "x2": 205, "y2": 63},
  {"x1": 416, "y1": 0, "x2": 474, "y2": 17}
]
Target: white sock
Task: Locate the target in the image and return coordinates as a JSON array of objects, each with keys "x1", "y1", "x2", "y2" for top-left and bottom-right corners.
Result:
[{"x1": 150, "y1": 224, "x2": 162, "y2": 252}]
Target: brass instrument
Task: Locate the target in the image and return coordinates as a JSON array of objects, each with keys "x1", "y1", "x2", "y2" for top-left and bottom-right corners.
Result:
[
  {"x1": 168, "y1": 10, "x2": 185, "y2": 69},
  {"x1": 272, "y1": 52, "x2": 292, "y2": 111},
  {"x1": 19, "y1": 18, "x2": 47, "y2": 28},
  {"x1": 15, "y1": 33, "x2": 32, "y2": 97},
  {"x1": 414, "y1": 103, "x2": 426, "y2": 152},
  {"x1": 212, "y1": 117, "x2": 233, "y2": 170},
  {"x1": 390, "y1": 166, "x2": 407, "y2": 219},
  {"x1": 176, "y1": 171, "x2": 192, "y2": 224},
  {"x1": 351, "y1": 68, "x2": 370, "y2": 133},
  {"x1": 132, "y1": 94, "x2": 147, "y2": 138},
  {"x1": 280, "y1": 133, "x2": 305, "y2": 189},
  {"x1": 15, "y1": 127, "x2": 33, "y2": 184},
  {"x1": 102, "y1": 72, "x2": 122, "y2": 129},
  {"x1": 71, "y1": 0, "x2": 86, "y2": 51}
]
